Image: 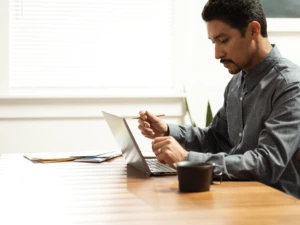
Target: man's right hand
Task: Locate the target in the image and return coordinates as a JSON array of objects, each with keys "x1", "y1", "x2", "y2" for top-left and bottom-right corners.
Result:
[{"x1": 137, "y1": 110, "x2": 168, "y2": 139}]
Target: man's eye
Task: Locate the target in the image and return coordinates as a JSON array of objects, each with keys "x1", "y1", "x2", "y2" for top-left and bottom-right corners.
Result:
[{"x1": 220, "y1": 39, "x2": 228, "y2": 43}]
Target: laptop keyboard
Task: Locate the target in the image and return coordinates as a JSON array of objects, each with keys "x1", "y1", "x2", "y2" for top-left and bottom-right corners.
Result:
[{"x1": 145, "y1": 158, "x2": 176, "y2": 173}]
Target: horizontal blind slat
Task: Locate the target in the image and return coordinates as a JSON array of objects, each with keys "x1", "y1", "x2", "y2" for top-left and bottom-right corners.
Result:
[{"x1": 9, "y1": 0, "x2": 173, "y2": 90}]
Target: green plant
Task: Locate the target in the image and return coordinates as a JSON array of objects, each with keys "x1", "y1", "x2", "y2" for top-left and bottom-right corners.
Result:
[
  {"x1": 183, "y1": 94, "x2": 196, "y2": 127},
  {"x1": 205, "y1": 101, "x2": 213, "y2": 127},
  {"x1": 183, "y1": 94, "x2": 213, "y2": 127}
]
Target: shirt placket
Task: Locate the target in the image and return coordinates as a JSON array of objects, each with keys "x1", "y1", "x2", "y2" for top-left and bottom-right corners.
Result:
[{"x1": 230, "y1": 77, "x2": 246, "y2": 155}]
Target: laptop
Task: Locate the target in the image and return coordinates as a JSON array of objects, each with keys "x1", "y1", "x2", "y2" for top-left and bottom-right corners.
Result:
[{"x1": 102, "y1": 111, "x2": 177, "y2": 176}]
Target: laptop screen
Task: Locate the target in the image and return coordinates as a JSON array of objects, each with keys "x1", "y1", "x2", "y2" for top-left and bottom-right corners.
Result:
[{"x1": 102, "y1": 111, "x2": 152, "y2": 175}]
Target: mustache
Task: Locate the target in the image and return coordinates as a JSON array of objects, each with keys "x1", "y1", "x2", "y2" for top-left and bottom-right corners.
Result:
[{"x1": 220, "y1": 59, "x2": 234, "y2": 64}]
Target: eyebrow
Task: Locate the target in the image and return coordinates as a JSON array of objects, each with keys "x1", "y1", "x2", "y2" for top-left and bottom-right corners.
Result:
[{"x1": 209, "y1": 33, "x2": 227, "y2": 40}]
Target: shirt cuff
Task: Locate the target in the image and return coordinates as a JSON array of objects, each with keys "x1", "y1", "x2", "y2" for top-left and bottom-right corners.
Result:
[
  {"x1": 183, "y1": 151, "x2": 209, "y2": 162},
  {"x1": 167, "y1": 123, "x2": 182, "y2": 139}
]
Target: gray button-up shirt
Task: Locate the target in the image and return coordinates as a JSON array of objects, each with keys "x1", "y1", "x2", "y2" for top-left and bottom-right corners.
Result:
[{"x1": 169, "y1": 45, "x2": 300, "y2": 198}]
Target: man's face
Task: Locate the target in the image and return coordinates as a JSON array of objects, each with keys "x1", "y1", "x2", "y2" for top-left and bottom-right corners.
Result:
[{"x1": 207, "y1": 20, "x2": 255, "y2": 74}]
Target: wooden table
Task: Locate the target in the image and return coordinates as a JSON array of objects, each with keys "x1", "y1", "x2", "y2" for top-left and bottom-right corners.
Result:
[{"x1": 0, "y1": 154, "x2": 299, "y2": 225}]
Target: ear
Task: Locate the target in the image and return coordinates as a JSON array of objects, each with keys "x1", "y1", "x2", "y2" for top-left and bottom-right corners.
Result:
[{"x1": 249, "y1": 21, "x2": 261, "y2": 40}]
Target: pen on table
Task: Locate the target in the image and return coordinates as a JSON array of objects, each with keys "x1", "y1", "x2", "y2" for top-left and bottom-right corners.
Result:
[{"x1": 132, "y1": 114, "x2": 165, "y2": 119}]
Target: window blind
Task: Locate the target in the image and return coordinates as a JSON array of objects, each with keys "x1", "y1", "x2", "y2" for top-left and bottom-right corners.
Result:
[{"x1": 9, "y1": 0, "x2": 173, "y2": 91}]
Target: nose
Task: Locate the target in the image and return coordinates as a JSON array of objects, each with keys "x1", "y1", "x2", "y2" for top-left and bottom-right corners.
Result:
[{"x1": 215, "y1": 44, "x2": 225, "y2": 60}]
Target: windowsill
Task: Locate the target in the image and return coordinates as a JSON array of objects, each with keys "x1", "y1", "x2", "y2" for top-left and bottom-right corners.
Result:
[
  {"x1": 0, "y1": 88, "x2": 185, "y2": 119},
  {"x1": 0, "y1": 87, "x2": 184, "y2": 99}
]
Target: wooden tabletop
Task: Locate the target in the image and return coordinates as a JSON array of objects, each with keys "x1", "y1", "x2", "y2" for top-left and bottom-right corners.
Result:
[{"x1": 0, "y1": 154, "x2": 299, "y2": 225}]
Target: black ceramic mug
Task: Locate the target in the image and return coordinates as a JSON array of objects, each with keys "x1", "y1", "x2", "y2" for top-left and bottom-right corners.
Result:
[{"x1": 174, "y1": 161, "x2": 223, "y2": 193}]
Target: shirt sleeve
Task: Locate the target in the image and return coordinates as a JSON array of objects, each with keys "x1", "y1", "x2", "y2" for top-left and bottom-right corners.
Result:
[
  {"x1": 169, "y1": 80, "x2": 233, "y2": 153},
  {"x1": 169, "y1": 80, "x2": 300, "y2": 185},
  {"x1": 168, "y1": 105, "x2": 232, "y2": 154}
]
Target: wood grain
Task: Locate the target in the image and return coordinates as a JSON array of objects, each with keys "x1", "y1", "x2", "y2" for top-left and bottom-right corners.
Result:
[{"x1": 0, "y1": 154, "x2": 299, "y2": 225}]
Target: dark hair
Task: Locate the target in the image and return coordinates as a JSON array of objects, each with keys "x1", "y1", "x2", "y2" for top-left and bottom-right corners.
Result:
[{"x1": 202, "y1": 0, "x2": 268, "y2": 37}]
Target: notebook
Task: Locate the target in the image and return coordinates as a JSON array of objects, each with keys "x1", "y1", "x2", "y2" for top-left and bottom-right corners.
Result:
[{"x1": 102, "y1": 111, "x2": 177, "y2": 176}]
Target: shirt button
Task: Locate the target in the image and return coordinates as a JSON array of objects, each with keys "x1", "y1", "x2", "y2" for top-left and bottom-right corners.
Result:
[
  {"x1": 239, "y1": 133, "x2": 242, "y2": 137},
  {"x1": 240, "y1": 97, "x2": 243, "y2": 101}
]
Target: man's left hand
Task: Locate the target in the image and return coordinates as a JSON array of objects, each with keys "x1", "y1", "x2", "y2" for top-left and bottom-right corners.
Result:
[{"x1": 152, "y1": 136, "x2": 188, "y2": 168}]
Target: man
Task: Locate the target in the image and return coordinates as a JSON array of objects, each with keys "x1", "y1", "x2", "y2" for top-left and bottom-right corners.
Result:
[{"x1": 137, "y1": 0, "x2": 300, "y2": 198}]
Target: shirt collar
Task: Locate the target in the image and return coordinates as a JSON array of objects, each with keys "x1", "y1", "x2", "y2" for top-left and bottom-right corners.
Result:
[{"x1": 241, "y1": 44, "x2": 281, "y2": 92}]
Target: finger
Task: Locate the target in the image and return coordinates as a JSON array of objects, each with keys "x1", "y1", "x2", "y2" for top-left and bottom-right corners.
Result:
[
  {"x1": 138, "y1": 125, "x2": 146, "y2": 133},
  {"x1": 141, "y1": 131, "x2": 155, "y2": 138},
  {"x1": 144, "y1": 127, "x2": 155, "y2": 135},
  {"x1": 164, "y1": 157, "x2": 176, "y2": 169},
  {"x1": 144, "y1": 135, "x2": 155, "y2": 139},
  {"x1": 137, "y1": 119, "x2": 150, "y2": 128},
  {"x1": 156, "y1": 149, "x2": 175, "y2": 168},
  {"x1": 156, "y1": 153, "x2": 166, "y2": 164},
  {"x1": 152, "y1": 140, "x2": 162, "y2": 153},
  {"x1": 153, "y1": 144, "x2": 168, "y2": 156},
  {"x1": 152, "y1": 136, "x2": 168, "y2": 143},
  {"x1": 145, "y1": 110, "x2": 163, "y2": 122},
  {"x1": 152, "y1": 137, "x2": 169, "y2": 150},
  {"x1": 138, "y1": 125, "x2": 153, "y2": 134},
  {"x1": 139, "y1": 110, "x2": 148, "y2": 120},
  {"x1": 153, "y1": 147, "x2": 162, "y2": 156},
  {"x1": 163, "y1": 150, "x2": 178, "y2": 168},
  {"x1": 139, "y1": 110, "x2": 146, "y2": 117}
]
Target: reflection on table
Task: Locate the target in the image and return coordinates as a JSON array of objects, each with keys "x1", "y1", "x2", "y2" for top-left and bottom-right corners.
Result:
[{"x1": 0, "y1": 154, "x2": 299, "y2": 225}]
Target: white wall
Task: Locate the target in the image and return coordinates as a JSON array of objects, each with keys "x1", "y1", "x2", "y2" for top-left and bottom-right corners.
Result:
[
  {"x1": 182, "y1": 0, "x2": 300, "y2": 127},
  {"x1": 0, "y1": 0, "x2": 9, "y2": 93},
  {"x1": 1, "y1": 0, "x2": 300, "y2": 154},
  {"x1": 0, "y1": 96, "x2": 185, "y2": 154},
  {"x1": 0, "y1": 0, "x2": 187, "y2": 154},
  {"x1": 187, "y1": 30, "x2": 300, "y2": 127}
]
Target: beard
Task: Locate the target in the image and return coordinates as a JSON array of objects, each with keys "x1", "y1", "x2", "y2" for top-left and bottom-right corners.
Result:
[{"x1": 220, "y1": 59, "x2": 242, "y2": 74}]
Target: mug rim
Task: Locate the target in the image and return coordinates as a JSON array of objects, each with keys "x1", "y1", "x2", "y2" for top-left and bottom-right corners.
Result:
[{"x1": 174, "y1": 161, "x2": 215, "y2": 168}]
